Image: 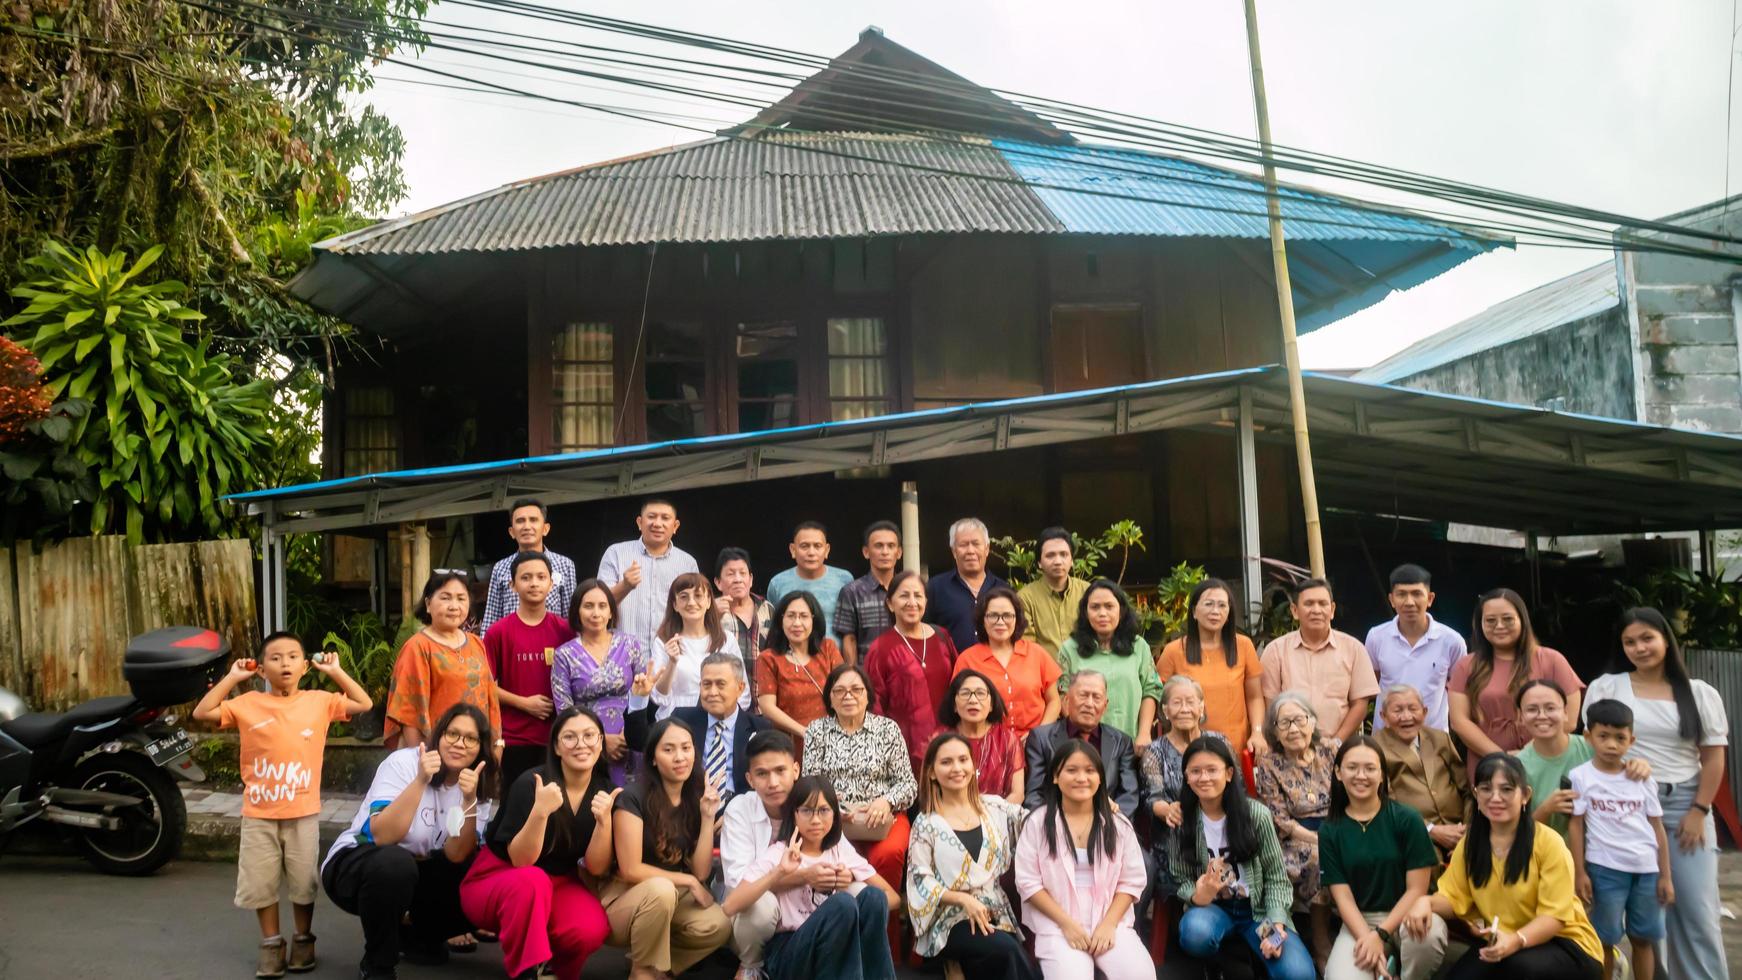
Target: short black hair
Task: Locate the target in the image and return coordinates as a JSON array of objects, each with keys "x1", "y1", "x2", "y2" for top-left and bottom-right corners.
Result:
[
  {"x1": 1389, "y1": 564, "x2": 1432, "y2": 589},
  {"x1": 715, "y1": 546, "x2": 752, "y2": 577},
  {"x1": 509, "y1": 497, "x2": 547, "y2": 521},
  {"x1": 1585, "y1": 698, "x2": 1635, "y2": 731},
  {"x1": 639, "y1": 497, "x2": 676, "y2": 515},
  {"x1": 260, "y1": 630, "x2": 305, "y2": 654},
  {"x1": 510, "y1": 550, "x2": 552, "y2": 578},
  {"x1": 746, "y1": 730, "x2": 797, "y2": 764},
  {"x1": 1036, "y1": 526, "x2": 1073, "y2": 553},
  {"x1": 863, "y1": 520, "x2": 900, "y2": 546},
  {"x1": 823, "y1": 663, "x2": 878, "y2": 716},
  {"x1": 1292, "y1": 577, "x2": 1333, "y2": 601},
  {"x1": 793, "y1": 520, "x2": 827, "y2": 539}
]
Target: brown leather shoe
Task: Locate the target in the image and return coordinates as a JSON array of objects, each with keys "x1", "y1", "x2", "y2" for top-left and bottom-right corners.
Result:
[
  {"x1": 287, "y1": 933, "x2": 316, "y2": 973},
  {"x1": 255, "y1": 937, "x2": 287, "y2": 979}
]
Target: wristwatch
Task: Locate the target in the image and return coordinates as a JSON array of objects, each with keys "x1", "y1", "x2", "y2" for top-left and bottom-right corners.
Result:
[{"x1": 1691, "y1": 801, "x2": 1712, "y2": 815}]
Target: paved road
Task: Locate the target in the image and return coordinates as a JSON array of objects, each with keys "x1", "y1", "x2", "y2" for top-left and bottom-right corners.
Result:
[{"x1": 0, "y1": 854, "x2": 938, "y2": 980}]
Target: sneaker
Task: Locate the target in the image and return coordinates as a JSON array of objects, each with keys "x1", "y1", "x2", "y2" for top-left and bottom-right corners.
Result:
[
  {"x1": 287, "y1": 933, "x2": 316, "y2": 973},
  {"x1": 256, "y1": 937, "x2": 287, "y2": 979}
]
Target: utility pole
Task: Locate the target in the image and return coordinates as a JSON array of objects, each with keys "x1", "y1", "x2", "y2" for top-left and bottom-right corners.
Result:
[{"x1": 1241, "y1": 0, "x2": 1325, "y2": 577}]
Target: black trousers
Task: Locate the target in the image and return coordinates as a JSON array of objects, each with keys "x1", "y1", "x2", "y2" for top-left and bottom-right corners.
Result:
[
  {"x1": 499, "y1": 743, "x2": 545, "y2": 792},
  {"x1": 321, "y1": 844, "x2": 474, "y2": 972},
  {"x1": 1443, "y1": 937, "x2": 1603, "y2": 980},
  {"x1": 939, "y1": 921, "x2": 1040, "y2": 980}
]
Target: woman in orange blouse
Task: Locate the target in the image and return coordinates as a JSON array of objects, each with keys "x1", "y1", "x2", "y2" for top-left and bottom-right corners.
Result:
[
  {"x1": 1155, "y1": 578, "x2": 1266, "y2": 754},
  {"x1": 754, "y1": 591, "x2": 844, "y2": 758},
  {"x1": 385, "y1": 570, "x2": 504, "y2": 751},
  {"x1": 952, "y1": 586, "x2": 1061, "y2": 738}
]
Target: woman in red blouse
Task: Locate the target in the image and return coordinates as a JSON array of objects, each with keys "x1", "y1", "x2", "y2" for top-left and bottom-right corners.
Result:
[
  {"x1": 936, "y1": 669, "x2": 1024, "y2": 804},
  {"x1": 863, "y1": 569, "x2": 958, "y2": 777}
]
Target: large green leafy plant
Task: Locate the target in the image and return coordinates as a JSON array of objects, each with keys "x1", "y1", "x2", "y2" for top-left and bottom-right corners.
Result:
[{"x1": 3, "y1": 241, "x2": 272, "y2": 542}]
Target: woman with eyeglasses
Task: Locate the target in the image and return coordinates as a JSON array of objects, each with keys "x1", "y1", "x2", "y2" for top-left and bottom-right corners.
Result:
[
  {"x1": 936, "y1": 670, "x2": 1025, "y2": 804},
  {"x1": 1140, "y1": 675, "x2": 1231, "y2": 899},
  {"x1": 724, "y1": 774, "x2": 902, "y2": 980},
  {"x1": 323, "y1": 703, "x2": 501, "y2": 977},
  {"x1": 460, "y1": 707, "x2": 618, "y2": 980},
  {"x1": 802, "y1": 664, "x2": 918, "y2": 915},
  {"x1": 952, "y1": 587, "x2": 1061, "y2": 739},
  {"x1": 651, "y1": 573, "x2": 745, "y2": 722},
  {"x1": 756, "y1": 590, "x2": 846, "y2": 759},
  {"x1": 1155, "y1": 578, "x2": 1266, "y2": 754},
  {"x1": 1253, "y1": 691, "x2": 1340, "y2": 965},
  {"x1": 384, "y1": 570, "x2": 503, "y2": 752},
  {"x1": 1407, "y1": 753, "x2": 1603, "y2": 979},
  {"x1": 907, "y1": 732, "x2": 1038, "y2": 980},
  {"x1": 1449, "y1": 588, "x2": 1584, "y2": 780},
  {"x1": 551, "y1": 579, "x2": 648, "y2": 788},
  {"x1": 1513, "y1": 679, "x2": 1652, "y2": 840}
]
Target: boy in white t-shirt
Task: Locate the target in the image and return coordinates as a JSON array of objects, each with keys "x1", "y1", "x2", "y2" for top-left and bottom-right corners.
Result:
[{"x1": 1568, "y1": 698, "x2": 1673, "y2": 980}]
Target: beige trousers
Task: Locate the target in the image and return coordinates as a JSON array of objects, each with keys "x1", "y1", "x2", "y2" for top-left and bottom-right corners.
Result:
[
  {"x1": 598, "y1": 876, "x2": 731, "y2": 973},
  {"x1": 1324, "y1": 910, "x2": 1449, "y2": 980}
]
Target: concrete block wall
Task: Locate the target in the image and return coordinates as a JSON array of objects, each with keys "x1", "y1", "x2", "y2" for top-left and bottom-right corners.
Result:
[{"x1": 1629, "y1": 203, "x2": 1742, "y2": 433}]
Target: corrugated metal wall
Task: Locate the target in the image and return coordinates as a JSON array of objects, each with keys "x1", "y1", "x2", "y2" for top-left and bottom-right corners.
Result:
[
  {"x1": 1685, "y1": 649, "x2": 1742, "y2": 815},
  {"x1": 0, "y1": 536, "x2": 257, "y2": 711}
]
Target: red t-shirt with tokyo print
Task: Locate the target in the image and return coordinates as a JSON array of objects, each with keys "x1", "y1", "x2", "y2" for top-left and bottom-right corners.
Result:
[{"x1": 484, "y1": 611, "x2": 576, "y2": 747}]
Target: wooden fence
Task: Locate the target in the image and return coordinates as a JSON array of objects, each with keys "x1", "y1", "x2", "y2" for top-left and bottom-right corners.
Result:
[{"x1": 0, "y1": 536, "x2": 257, "y2": 711}]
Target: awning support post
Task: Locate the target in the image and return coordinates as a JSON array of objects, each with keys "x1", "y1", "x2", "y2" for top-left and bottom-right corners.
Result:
[
  {"x1": 1237, "y1": 387, "x2": 1264, "y2": 632},
  {"x1": 1524, "y1": 532, "x2": 1541, "y2": 608},
  {"x1": 1700, "y1": 528, "x2": 1719, "y2": 577},
  {"x1": 900, "y1": 481, "x2": 921, "y2": 574}
]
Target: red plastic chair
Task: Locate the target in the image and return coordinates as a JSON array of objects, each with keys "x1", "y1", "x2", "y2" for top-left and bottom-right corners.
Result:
[
  {"x1": 1242, "y1": 749, "x2": 1257, "y2": 795},
  {"x1": 1714, "y1": 770, "x2": 1742, "y2": 848}
]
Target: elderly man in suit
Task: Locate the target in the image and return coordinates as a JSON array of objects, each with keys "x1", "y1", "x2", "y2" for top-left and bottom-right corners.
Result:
[
  {"x1": 628, "y1": 652, "x2": 770, "y2": 801},
  {"x1": 1025, "y1": 669, "x2": 1140, "y2": 818},
  {"x1": 1373, "y1": 682, "x2": 1468, "y2": 855}
]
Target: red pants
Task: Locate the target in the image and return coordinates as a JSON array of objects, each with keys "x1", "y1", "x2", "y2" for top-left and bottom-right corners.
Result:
[
  {"x1": 853, "y1": 812, "x2": 911, "y2": 955},
  {"x1": 459, "y1": 847, "x2": 609, "y2": 980}
]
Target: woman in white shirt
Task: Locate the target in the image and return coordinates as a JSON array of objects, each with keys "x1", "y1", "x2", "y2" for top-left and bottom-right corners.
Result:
[
  {"x1": 322, "y1": 703, "x2": 498, "y2": 978},
  {"x1": 1582, "y1": 607, "x2": 1729, "y2": 980},
  {"x1": 651, "y1": 572, "x2": 746, "y2": 720}
]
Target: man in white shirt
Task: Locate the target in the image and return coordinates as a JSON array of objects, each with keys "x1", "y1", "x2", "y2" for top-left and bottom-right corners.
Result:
[
  {"x1": 1363, "y1": 563, "x2": 1465, "y2": 732},
  {"x1": 720, "y1": 731, "x2": 800, "y2": 980},
  {"x1": 599, "y1": 498, "x2": 699, "y2": 656}
]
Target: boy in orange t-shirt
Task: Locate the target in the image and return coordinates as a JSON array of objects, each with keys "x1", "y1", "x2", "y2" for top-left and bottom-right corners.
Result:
[{"x1": 194, "y1": 631, "x2": 372, "y2": 978}]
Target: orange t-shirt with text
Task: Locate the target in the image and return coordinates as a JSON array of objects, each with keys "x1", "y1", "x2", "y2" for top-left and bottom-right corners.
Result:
[
  {"x1": 218, "y1": 689, "x2": 350, "y2": 819},
  {"x1": 1155, "y1": 634, "x2": 1262, "y2": 748}
]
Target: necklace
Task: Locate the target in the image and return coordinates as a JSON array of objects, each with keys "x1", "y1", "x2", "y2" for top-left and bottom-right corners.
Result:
[
  {"x1": 899, "y1": 629, "x2": 930, "y2": 669},
  {"x1": 1348, "y1": 810, "x2": 1380, "y2": 833}
]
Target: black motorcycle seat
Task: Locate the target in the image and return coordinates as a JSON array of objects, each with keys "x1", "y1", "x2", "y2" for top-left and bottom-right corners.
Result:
[{"x1": 0, "y1": 695, "x2": 140, "y2": 748}]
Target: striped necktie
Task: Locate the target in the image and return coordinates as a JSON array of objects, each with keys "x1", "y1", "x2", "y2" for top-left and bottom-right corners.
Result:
[{"x1": 707, "y1": 720, "x2": 731, "y2": 799}]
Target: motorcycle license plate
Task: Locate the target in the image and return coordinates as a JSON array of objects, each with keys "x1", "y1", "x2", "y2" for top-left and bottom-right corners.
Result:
[{"x1": 145, "y1": 730, "x2": 193, "y2": 766}]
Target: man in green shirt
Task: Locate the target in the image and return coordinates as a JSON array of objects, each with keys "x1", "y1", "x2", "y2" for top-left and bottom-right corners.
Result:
[{"x1": 1017, "y1": 526, "x2": 1090, "y2": 660}]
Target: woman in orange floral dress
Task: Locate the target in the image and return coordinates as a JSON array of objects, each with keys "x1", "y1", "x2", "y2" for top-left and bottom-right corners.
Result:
[{"x1": 385, "y1": 571, "x2": 503, "y2": 750}]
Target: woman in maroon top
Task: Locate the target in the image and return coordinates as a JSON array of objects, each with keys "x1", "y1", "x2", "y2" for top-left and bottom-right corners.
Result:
[
  {"x1": 936, "y1": 669, "x2": 1024, "y2": 804},
  {"x1": 864, "y1": 569, "x2": 958, "y2": 777}
]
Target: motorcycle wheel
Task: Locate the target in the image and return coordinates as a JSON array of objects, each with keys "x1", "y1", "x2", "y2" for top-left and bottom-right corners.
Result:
[{"x1": 68, "y1": 751, "x2": 185, "y2": 875}]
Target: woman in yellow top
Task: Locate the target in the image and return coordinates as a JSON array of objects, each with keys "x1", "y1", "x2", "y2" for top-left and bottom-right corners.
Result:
[
  {"x1": 1407, "y1": 752, "x2": 1602, "y2": 980},
  {"x1": 1155, "y1": 578, "x2": 1266, "y2": 754}
]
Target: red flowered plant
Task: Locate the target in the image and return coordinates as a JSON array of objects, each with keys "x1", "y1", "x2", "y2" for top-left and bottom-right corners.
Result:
[{"x1": 0, "y1": 336, "x2": 52, "y2": 445}]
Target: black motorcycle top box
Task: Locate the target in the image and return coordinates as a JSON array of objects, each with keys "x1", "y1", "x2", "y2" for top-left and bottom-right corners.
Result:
[{"x1": 123, "y1": 626, "x2": 230, "y2": 705}]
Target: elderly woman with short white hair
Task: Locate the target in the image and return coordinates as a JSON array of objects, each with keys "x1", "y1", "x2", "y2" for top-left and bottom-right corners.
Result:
[
  {"x1": 1138, "y1": 674, "x2": 1230, "y2": 892},
  {"x1": 1254, "y1": 690, "x2": 1340, "y2": 965}
]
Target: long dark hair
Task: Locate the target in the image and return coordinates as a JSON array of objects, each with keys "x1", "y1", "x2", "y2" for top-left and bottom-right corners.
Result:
[
  {"x1": 656, "y1": 572, "x2": 728, "y2": 649},
  {"x1": 1465, "y1": 588, "x2": 1538, "y2": 724},
  {"x1": 1183, "y1": 578, "x2": 1240, "y2": 668},
  {"x1": 538, "y1": 706, "x2": 614, "y2": 859},
  {"x1": 1619, "y1": 607, "x2": 1704, "y2": 741},
  {"x1": 935, "y1": 668, "x2": 1008, "y2": 727},
  {"x1": 1176, "y1": 735, "x2": 1261, "y2": 869},
  {"x1": 635, "y1": 717, "x2": 704, "y2": 869},
  {"x1": 1068, "y1": 579, "x2": 1139, "y2": 657},
  {"x1": 424, "y1": 702, "x2": 501, "y2": 802},
  {"x1": 775, "y1": 774, "x2": 845, "y2": 851},
  {"x1": 567, "y1": 577, "x2": 619, "y2": 633},
  {"x1": 918, "y1": 732, "x2": 985, "y2": 814},
  {"x1": 1327, "y1": 734, "x2": 1388, "y2": 821},
  {"x1": 1030, "y1": 738, "x2": 1119, "y2": 864},
  {"x1": 1466, "y1": 753, "x2": 1535, "y2": 888},
  {"x1": 767, "y1": 590, "x2": 826, "y2": 656}
]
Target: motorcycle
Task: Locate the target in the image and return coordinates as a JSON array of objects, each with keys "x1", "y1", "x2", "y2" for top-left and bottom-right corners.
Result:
[{"x1": 0, "y1": 626, "x2": 227, "y2": 875}]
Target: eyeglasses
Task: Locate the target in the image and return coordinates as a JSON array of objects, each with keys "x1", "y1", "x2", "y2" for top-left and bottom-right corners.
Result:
[
  {"x1": 957, "y1": 689, "x2": 991, "y2": 702},
  {"x1": 434, "y1": 568, "x2": 470, "y2": 579},
  {"x1": 797, "y1": 805, "x2": 833, "y2": 820},
  {"x1": 442, "y1": 731, "x2": 480, "y2": 749},
  {"x1": 1197, "y1": 600, "x2": 1229, "y2": 611},
  {"x1": 983, "y1": 612, "x2": 1016, "y2": 623},
  {"x1": 558, "y1": 730, "x2": 603, "y2": 748},
  {"x1": 833, "y1": 686, "x2": 867, "y2": 699},
  {"x1": 1275, "y1": 715, "x2": 1312, "y2": 731}
]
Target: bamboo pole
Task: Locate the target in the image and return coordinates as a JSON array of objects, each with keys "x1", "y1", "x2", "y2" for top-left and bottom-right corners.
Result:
[{"x1": 1241, "y1": 0, "x2": 1326, "y2": 577}]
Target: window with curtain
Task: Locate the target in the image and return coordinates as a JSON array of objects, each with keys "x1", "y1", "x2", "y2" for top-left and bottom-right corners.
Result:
[
  {"x1": 826, "y1": 317, "x2": 893, "y2": 420},
  {"x1": 552, "y1": 321, "x2": 615, "y2": 450},
  {"x1": 734, "y1": 320, "x2": 801, "y2": 432},
  {"x1": 644, "y1": 321, "x2": 711, "y2": 441},
  {"x1": 342, "y1": 387, "x2": 399, "y2": 476}
]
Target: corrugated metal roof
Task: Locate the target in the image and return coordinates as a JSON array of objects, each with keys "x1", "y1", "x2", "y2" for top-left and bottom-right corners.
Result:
[{"x1": 1356, "y1": 262, "x2": 1622, "y2": 383}]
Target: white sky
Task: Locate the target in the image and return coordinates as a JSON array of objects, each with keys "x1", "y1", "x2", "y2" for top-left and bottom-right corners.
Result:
[{"x1": 364, "y1": 0, "x2": 1738, "y2": 369}]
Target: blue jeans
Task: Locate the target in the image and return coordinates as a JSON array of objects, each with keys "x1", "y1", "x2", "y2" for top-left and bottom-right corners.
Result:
[
  {"x1": 1178, "y1": 899, "x2": 1315, "y2": 980},
  {"x1": 1659, "y1": 778, "x2": 1729, "y2": 979},
  {"x1": 764, "y1": 888, "x2": 894, "y2": 980},
  {"x1": 1584, "y1": 862, "x2": 1664, "y2": 945}
]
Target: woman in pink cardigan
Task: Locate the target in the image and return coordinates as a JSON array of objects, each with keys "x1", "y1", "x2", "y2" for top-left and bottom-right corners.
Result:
[{"x1": 1014, "y1": 738, "x2": 1150, "y2": 980}]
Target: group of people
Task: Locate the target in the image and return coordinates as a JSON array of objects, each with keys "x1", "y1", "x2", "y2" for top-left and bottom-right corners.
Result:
[{"x1": 207, "y1": 496, "x2": 1733, "y2": 980}]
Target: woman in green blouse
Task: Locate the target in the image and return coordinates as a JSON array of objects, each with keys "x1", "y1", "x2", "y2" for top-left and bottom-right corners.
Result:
[{"x1": 1054, "y1": 580, "x2": 1163, "y2": 748}]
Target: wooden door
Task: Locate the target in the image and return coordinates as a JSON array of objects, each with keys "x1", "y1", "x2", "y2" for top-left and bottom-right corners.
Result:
[{"x1": 1050, "y1": 305, "x2": 1148, "y2": 392}]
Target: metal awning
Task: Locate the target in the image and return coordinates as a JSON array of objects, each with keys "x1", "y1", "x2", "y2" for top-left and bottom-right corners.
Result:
[{"x1": 234, "y1": 365, "x2": 1742, "y2": 537}]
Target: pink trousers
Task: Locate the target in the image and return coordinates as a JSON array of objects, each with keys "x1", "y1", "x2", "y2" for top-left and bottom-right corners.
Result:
[{"x1": 459, "y1": 847, "x2": 609, "y2": 980}]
